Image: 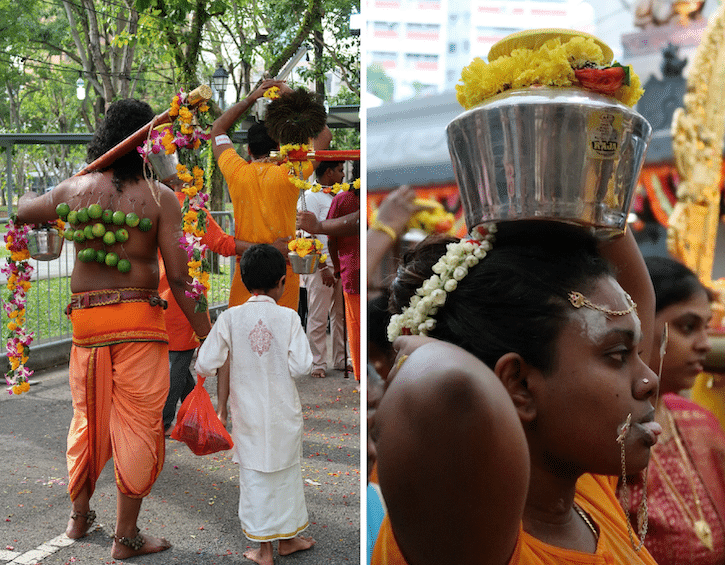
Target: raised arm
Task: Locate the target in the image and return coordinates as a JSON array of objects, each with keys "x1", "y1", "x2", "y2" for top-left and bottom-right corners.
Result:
[
  {"x1": 210, "y1": 79, "x2": 289, "y2": 161},
  {"x1": 373, "y1": 340, "x2": 529, "y2": 565},
  {"x1": 598, "y1": 228, "x2": 656, "y2": 364}
]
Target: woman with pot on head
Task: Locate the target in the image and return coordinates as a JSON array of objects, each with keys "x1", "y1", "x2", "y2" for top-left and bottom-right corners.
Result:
[
  {"x1": 617, "y1": 256, "x2": 725, "y2": 564},
  {"x1": 369, "y1": 28, "x2": 660, "y2": 565},
  {"x1": 371, "y1": 223, "x2": 661, "y2": 565}
]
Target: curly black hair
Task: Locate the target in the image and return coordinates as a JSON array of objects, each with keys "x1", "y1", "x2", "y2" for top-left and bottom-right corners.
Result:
[
  {"x1": 86, "y1": 99, "x2": 156, "y2": 191},
  {"x1": 264, "y1": 88, "x2": 327, "y2": 145}
]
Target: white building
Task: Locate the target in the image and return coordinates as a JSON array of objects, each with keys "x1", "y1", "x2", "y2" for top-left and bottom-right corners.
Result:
[{"x1": 366, "y1": 0, "x2": 595, "y2": 101}]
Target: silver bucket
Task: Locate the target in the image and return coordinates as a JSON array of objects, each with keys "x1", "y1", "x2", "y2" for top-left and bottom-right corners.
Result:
[
  {"x1": 446, "y1": 87, "x2": 653, "y2": 236},
  {"x1": 147, "y1": 151, "x2": 180, "y2": 183},
  {"x1": 27, "y1": 227, "x2": 64, "y2": 261},
  {"x1": 288, "y1": 251, "x2": 319, "y2": 274}
]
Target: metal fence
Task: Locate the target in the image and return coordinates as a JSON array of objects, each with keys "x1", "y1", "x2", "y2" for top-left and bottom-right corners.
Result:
[{"x1": 7, "y1": 211, "x2": 235, "y2": 349}]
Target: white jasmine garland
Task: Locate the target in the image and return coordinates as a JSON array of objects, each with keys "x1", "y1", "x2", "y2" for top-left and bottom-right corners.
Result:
[{"x1": 387, "y1": 223, "x2": 497, "y2": 342}]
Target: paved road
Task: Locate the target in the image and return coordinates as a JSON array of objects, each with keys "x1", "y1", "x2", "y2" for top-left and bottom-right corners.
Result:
[{"x1": 0, "y1": 362, "x2": 361, "y2": 564}]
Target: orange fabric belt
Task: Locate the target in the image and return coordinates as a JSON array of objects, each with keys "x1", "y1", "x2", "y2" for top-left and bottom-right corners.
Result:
[{"x1": 70, "y1": 295, "x2": 168, "y2": 348}]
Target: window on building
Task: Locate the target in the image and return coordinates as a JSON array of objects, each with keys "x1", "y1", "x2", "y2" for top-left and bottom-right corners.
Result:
[
  {"x1": 448, "y1": 42, "x2": 457, "y2": 53},
  {"x1": 405, "y1": 53, "x2": 439, "y2": 70}
]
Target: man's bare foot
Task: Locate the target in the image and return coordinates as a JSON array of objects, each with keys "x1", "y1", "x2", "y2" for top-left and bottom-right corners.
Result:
[
  {"x1": 243, "y1": 543, "x2": 274, "y2": 565},
  {"x1": 278, "y1": 535, "x2": 316, "y2": 556},
  {"x1": 111, "y1": 530, "x2": 171, "y2": 560},
  {"x1": 65, "y1": 509, "x2": 96, "y2": 539}
]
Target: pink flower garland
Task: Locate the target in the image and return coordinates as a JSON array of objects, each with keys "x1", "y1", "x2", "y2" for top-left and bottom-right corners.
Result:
[{"x1": 2, "y1": 219, "x2": 35, "y2": 394}]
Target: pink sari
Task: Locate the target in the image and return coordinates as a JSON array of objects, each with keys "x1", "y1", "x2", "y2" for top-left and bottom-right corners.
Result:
[{"x1": 619, "y1": 393, "x2": 725, "y2": 565}]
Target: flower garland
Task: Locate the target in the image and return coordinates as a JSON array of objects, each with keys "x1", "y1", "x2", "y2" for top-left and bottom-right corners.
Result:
[
  {"x1": 2, "y1": 219, "x2": 34, "y2": 395},
  {"x1": 178, "y1": 162, "x2": 211, "y2": 311},
  {"x1": 387, "y1": 223, "x2": 497, "y2": 342},
  {"x1": 280, "y1": 143, "x2": 361, "y2": 194},
  {"x1": 456, "y1": 35, "x2": 643, "y2": 110},
  {"x1": 138, "y1": 89, "x2": 213, "y2": 312}
]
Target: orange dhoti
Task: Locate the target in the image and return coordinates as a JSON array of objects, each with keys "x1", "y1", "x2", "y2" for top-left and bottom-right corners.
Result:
[{"x1": 67, "y1": 296, "x2": 169, "y2": 501}]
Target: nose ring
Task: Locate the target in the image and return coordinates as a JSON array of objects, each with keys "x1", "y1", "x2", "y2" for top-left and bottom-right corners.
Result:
[{"x1": 642, "y1": 378, "x2": 650, "y2": 385}]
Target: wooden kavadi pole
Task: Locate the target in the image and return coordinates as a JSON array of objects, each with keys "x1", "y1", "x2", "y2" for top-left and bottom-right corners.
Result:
[{"x1": 75, "y1": 85, "x2": 213, "y2": 177}]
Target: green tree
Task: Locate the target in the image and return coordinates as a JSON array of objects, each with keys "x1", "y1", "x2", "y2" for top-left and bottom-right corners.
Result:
[{"x1": 367, "y1": 63, "x2": 394, "y2": 102}]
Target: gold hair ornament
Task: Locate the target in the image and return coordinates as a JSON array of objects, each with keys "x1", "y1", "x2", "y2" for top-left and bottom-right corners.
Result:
[{"x1": 568, "y1": 291, "x2": 637, "y2": 316}]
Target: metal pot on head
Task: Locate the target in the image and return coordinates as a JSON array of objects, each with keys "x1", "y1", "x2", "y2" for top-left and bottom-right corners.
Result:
[{"x1": 446, "y1": 86, "x2": 653, "y2": 236}]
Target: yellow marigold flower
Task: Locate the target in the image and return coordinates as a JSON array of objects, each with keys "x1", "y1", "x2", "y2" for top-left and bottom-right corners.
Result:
[
  {"x1": 314, "y1": 239, "x2": 323, "y2": 251},
  {"x1": 20, "y1": 380, "x2": 30, "y2": 392},
  {"x1": 199, "y1": 271, "x2": 210, "y2": 285},
  {"x1": 11, "y1": 358, "x2": 20, "y2": 370},
  {"x1": 192, "y1": 166, "x2": 204, "y2": 178},
  {"x1": 182, "y1": 185, "x2": 199, "y2": 198},
  {"x1": 17, "y1": 344, "x2": 24, "y2": 354},
  {"x1": 309, "y1": 184, "x2": 322, "y2": 193},
  {"x1": 7, "y1": 322, "x2": 17, "y2": 332},
  {"x1": 21, "y1": 355, "x2": 28, "y2": 364},
  {"x1": 12, "y1": 384, "x2": 22, "y2": 395},
  {"x1": 198, "y1": 103, "x2": 209, "y2": 112},
  {"x1": 179, "y1": 107, "x2": 193, "y2": 122},
  {"x1": 178, "y1": 172, "x2": 194, "y2": 184},
  {"x1": 8, "y1": 310, "x2": 18, "y2": 319},
  {"x1": 353, "y1": 178, "x2": 361, "y2": 190},
  {"x1": 177, "y1": 163, "x2": 189, "y2": 173},
  {"x1": 455, "y1": 36, "x2": 640, "y2": 109},
  {"x1": 288, "y1": 240, "x2": 297, "y2": 251},
  {"x1": 180, "y1": 124, "x2": 194, "y2": 135},
  {"x1": 184, "y1": 210, "x2": 198, "y2": 223},
  {"x1": 320, "y1": 254, "x2": 328, "y2": 263}
]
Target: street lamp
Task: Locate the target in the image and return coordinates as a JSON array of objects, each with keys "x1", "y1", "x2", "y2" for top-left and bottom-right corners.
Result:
[
  {"x1": 211, "y1": 65, "x2": 229, "y2": 109},
  {"x1": 76, "y1": 76, "x2": 85, "y2": 101}
]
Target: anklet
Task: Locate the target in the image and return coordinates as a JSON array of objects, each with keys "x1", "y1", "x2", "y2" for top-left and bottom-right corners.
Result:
[
  {"x1": 69, "y1": 509, "x2": 96, "y2": 526},
  {"x1": 114, "y1": 527, "x2": 144, "y2": 551}
]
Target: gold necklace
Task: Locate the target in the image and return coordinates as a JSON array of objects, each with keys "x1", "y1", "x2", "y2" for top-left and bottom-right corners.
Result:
[
  {"x1": 651, "y1": 408, "x2": 714, "y2": 551},
  {"x1": 573, "y1": 503, "x2": 599, "y2": 542}
]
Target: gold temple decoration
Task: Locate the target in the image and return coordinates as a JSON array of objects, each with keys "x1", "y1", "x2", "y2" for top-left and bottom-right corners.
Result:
[{"x1": 668, "y1": 3, "x2": 725, "y2": 303}]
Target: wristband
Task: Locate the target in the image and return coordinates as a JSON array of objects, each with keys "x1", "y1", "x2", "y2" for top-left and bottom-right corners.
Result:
[{"x1": 370, "y1": 219, "x2": 396, "y2": 241}]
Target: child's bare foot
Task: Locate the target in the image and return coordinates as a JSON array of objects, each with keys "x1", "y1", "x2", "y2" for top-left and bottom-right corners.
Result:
[
  {"x1": 65, "y1": 509, "x2": 96, "y2": 539},
  {"x1": 243, "y1": 541, "x2": 274, "y2": 565},
  {"x1": 278, "y1": 535, "x2": 316, "y2": 556},
  {"x1": 111, "y1": 529, "x2": 171, "y2": 560},
  {"x1": 217, "y1": 409, "x2": 228, "y2": 428}
]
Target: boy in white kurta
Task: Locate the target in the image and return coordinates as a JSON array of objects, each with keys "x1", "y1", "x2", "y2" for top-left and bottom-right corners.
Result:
[{"x1": 195, "y1": 244, "x2": 314, "y2": 565}]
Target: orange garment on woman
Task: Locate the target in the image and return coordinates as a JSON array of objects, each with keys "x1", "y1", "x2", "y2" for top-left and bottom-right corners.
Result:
[
  {"x1": 217, "y1": 148, "x2": 312, "y2": 310},
  {"x1": 372, "y1": 474, "x2": 658, "y2": 565},
  {"x1": 67, "y1": 299, "x2": 169, "y2": 501},
  {"x1": 158, "y1": 191, "x2": 236, "y2": 351}
]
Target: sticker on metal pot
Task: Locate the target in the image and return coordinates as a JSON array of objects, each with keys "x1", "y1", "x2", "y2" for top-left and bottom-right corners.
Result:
[{"x1": 587, "y1": 111, "x2": 624, "y2": 160}]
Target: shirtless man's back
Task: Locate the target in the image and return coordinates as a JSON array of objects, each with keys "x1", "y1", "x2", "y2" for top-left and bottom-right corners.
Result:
[{"x1": 16, "y1": 98, "x2": 210, "y2": 560}]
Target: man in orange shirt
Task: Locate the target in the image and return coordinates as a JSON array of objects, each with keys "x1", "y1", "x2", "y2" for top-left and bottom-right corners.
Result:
[{"x1": 210, "y1": 79, "x2": 331, "y2": 422}]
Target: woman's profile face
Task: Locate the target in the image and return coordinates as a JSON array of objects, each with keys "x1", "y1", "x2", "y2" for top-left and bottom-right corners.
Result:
[
  {"x1": 531, "y1": 276, "x2": 659, "y2": 476},
  {"x1": 656, "y1": 288, "x2": 712, "y2": 394}
]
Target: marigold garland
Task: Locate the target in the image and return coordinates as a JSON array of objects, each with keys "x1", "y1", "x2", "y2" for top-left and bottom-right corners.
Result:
[
  {"x1": 2, "y1": 219, "x2": 35, "y2": 395},
  {"x1": 280, "y1": 144, "x2": 360, "y2": 194},
  {"x1": 456, "y1": 36, "x2": 643, "y2": 110},
  {"x1": 138, "y1": 89, "x2": 214, "y2": 312}
]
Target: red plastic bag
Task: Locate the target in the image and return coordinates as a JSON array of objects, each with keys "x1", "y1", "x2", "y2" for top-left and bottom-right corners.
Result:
[{"x1": 170, "y1": 375, "x2": 234, "y2": 455}]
